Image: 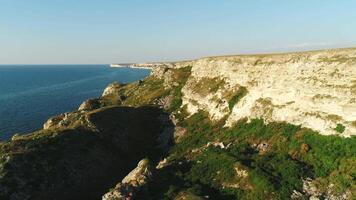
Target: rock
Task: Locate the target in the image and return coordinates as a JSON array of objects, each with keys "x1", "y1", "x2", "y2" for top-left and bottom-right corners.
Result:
[
  {"x1": 302, "y1": 178, "x2": 321, "y2": 197},
  {"x1": 122, "y1": 159, "x2": 153, "y2": 185},
  {"x1": 325, "y1": 184, "x2": 352, "y2": 200},
  {"x1": 310, "y1": 196, "x2": 320, "y2": 200},
  {"x1": 257, "y1": 142, "x2": 269, "y2": 152},
  {"x1": 252, "y1": 142, "x2": 270, "y2": 154},
  {"x1": 169, "y1": 114, "x2": 179, "y2": 125},
  {"x1": 156, "y1": 158, "x2": 169, "y2": 169},
  {"x1": 221, "y1": 165, "x2": 249, "y2": 190},
  {"x1": 43, "y1": 112, "x2": 77, "y2": 130},
  {"x1": 206, "y1": 141, "x2": 226, "y2": 149},
  {"x1": 178, "y1": 48, "x2": 356, "y2": 136},
  {"x1": 11, "y1": 134, "x2": 20, "y2": 141},
  {"x1": 102, "y1": 159, "x2": 153, "y2": 200},
  {"x1": 102, "y1": 82, "x2": 122, "y2": 97},
  {"x1": 302, "y1": 182, "x2": 352, "y2": 200},
  {"x1": 43, "y1": 113, "x2": 66, "y2": 129},
  {"x1": 234, "y1": 166, "x2": 248, "y2": 178},
  {"x1": 155, "y1": 95, "x2": 173, "y2": 110},
  {"x1": 151, "y1": 66, "x2": 168, "y2": 78},
  {"x1": 291, "y1": 190, "x2": 304, "y2": 199},
  {"x1": 173, "y1": 126, "x2": 187, "y2": 143},
  {"x1": 78, "y1": 98, "x2": 100, "y2": 111},
  {"x1": 156, "y1": 114, "x2": 175, "y2": 149}
]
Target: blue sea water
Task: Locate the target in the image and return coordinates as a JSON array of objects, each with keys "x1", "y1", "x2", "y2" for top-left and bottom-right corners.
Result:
[{"x1": 0, "y1": 65, "x2": 150, "y2": 140}]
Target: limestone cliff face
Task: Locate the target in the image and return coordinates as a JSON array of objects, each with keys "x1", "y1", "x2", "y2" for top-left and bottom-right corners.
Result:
[{"x1": 149, "y1": 48, "x2": 356, "y2": 136}]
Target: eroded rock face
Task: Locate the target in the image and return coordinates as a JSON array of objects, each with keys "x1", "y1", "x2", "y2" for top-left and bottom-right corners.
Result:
[
  {"x1": 179, "y1": 48, "x2": 356, "y2": 136},
  {"x1": 102, "y1": 159, "x2": 153, "y2": 200}
]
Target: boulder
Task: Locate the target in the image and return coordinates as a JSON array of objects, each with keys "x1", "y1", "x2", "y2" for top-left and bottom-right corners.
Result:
[
  {"x1": 102, "y1": 159, "x2": 153, "y2": 200},
  {"x1": 43, "y1": 113, "x2": 66, "y2": 129},
  {"x1": 78, "y1": 98, "x2": 101, "y2": 111}
]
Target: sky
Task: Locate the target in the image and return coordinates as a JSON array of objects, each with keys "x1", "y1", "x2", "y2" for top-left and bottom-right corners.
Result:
[{"x1": 0, "y1": 0, "x2": 355, "y2": 64}]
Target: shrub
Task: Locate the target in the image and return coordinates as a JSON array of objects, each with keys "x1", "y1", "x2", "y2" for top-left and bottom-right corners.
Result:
[{"x1": 334, "y1": 123, "x2": 345, "y2": 133}]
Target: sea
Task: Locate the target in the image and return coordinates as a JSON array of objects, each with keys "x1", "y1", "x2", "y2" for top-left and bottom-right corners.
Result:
[{"x1": 0, "y1": 65, "x2": 150, "y2": 140}]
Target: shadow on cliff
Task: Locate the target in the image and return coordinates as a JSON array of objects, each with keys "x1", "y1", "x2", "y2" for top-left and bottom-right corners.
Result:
[{"x1": 0, "y1": 106, "x2": 174, "y2": 200}]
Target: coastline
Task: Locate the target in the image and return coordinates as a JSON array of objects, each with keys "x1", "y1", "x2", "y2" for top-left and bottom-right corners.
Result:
[
  {"x1": 1, "y1": 47, "x2": 355, "y2": 199},
  {"x1": 110, "y1": 64, "x2": 153, "y2": 69}
]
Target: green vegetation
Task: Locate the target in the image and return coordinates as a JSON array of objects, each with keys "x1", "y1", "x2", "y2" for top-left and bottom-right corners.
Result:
[
  {"x1": 166, "y1": 66, "x2": 192, "y2": 112},
  {"x1": 191, "y1": 77, "x2": 225, "y2": 95},
  {"x1": 121, "y1": 76, "x2": 168, "y2": 106},
  {"x1": 334, "y1": 123, "x2": 346, "y2": 133},
  {"x1": 122, "y1": 69, "x2": 355, "y2": 199},
  {"x1": 228, "y1": 87, "x2": 247, "y2": 111},
  {"x1": 138, "y1": 111, "x2": 356, "y2": 199},
  {"x1": 99, "y1": 66, "x2": 192, "y2": 113}
]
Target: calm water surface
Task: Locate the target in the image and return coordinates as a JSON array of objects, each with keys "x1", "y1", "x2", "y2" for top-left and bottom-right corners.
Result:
[{"x1": 0, "y1": 65, "x2": 150, "y2": 140}]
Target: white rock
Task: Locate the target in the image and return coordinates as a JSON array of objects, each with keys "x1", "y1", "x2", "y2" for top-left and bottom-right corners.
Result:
[{"x1": 179, "y1": 48, "x2": 356, "y2": 136}]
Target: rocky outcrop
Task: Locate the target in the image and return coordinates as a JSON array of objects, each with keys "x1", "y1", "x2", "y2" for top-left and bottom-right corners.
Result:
[
  {"x1": 78, "y1": 98, "x2": 101, "y2": 111},
  {"x1": 300, "y1": 178, "x2": 352, "y2": 200},
  {"x1": 43, "y1": 112, "x2": 69, "y2": 129},
  {"x1": 0, "y1": 106, "x2": 173, "y2": 200},
  {"x1": 102, "y1": 82, "x2": 123, "y2": 97},
  {"x1": 102, "y1": 159, "x2": 153, "y2": 200}
]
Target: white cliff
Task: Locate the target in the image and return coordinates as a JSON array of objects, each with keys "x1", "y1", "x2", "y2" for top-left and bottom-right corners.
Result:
[{"x1": 178, "y1": 48, "x2": 356, "y2": 136}]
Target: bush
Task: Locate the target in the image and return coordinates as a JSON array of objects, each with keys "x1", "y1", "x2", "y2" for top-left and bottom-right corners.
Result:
[{"x1": 334, "y1": 123, "x2": 345, "y2": 133}]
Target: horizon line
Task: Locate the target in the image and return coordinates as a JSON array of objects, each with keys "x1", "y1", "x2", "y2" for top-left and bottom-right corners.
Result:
[{"x1": 1, "y1": 46, "x2": 355, "y2": 65}]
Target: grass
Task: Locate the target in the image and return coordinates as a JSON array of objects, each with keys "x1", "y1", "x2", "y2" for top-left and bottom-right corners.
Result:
[
  {"x1": 140, "y1": 111, "x2": 356, "y2": 199},
  {"x1": 121, "y1": 76, "x2": 169, "y2": 106}
]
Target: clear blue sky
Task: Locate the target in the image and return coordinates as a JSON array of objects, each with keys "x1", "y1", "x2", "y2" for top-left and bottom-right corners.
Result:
[{"x1": 1, "y1": 0, "x2": 355, "y2": 64}]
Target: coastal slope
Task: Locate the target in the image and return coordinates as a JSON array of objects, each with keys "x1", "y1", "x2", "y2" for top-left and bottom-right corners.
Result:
[{"x1": 0, "y1": 47, "x2": 355, "y2": 200}]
